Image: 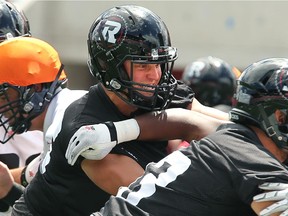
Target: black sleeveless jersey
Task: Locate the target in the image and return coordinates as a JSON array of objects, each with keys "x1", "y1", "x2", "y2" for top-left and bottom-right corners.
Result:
[
  {"x1": 24, "y1": 82, "x2": 194, "y2": 216},
  {"x1": 97, "y1": 123, "x2": 288, "y2": 216}
]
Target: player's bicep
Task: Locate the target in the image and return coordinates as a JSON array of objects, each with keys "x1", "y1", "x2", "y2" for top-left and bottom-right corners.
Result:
[{"x1": 81, "y1": 154, "x2": 144, "y2": 195}]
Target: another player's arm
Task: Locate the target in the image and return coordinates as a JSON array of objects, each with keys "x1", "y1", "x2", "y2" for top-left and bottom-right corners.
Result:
[
  {"x1": 0, "y1": 161, "x2": 24, "y2": 206},
  {"x1": 10, "y1": 167, "x2": 23, "y2": 185},
  {"x1": 79, "y1": 108, "x2": 228, "y2": 198},
  {"x1": 189, "y1": 98, "x2": 229, "y2": 121},
  {"x1": 81, "y1": 154, "x2": 144, "y2": 195},
  {"x1": 135, "y1": 108, "x2": 227, "y2": 142},
  {"x1": 66, "y1": 108, "x2": 229, "y2": 165}
]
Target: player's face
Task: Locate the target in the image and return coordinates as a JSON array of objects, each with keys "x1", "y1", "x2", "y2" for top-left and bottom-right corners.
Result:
[
  {"x1": 0, "y1": 87, "x2": 20, "y2": 125},
  {"x1": 123, "y1": 60, "x2": 162, "y2": 97}
]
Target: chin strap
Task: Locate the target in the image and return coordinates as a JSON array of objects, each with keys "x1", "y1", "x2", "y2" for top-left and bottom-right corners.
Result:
[
  {"x1": 44, "y1": 64, "x2": 65, "y2": 103},
  {"x1": 258, "y1": 104, "x2": 287, "y2": 149}
]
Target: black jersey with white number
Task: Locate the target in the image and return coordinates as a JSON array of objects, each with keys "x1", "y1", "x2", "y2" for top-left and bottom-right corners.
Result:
[
  {"x1": 23, "y1": 82, "x2": 194, "y2": 216},
  {"x1": 97, "y1": 123, "x2": 288, "y2": 216}
]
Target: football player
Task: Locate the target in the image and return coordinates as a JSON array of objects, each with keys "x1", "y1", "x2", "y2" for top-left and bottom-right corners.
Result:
[
  {"x1": 0, "y1": 37, "x2": 87, "y2": 213},
  {"x1": 78, "y1": 57, "x2": 288, "y2": 216},
  {"x1": 0, "y1": 1, "x2": 43, "y2": 214},
  {"x1": 12, "y1": 5, "x2": 229, "y2": 216},
  {"x1": 182, "y1": 56, "x2": 240, "y2": 112}
]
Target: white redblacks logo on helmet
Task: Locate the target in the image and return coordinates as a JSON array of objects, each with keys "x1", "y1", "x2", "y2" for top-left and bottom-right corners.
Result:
[{"x1": 94, "y1": 15, "x2": 127, "y2": 51}]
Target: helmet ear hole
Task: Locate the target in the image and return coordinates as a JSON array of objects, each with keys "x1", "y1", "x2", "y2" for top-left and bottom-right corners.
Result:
[
  {"x1": 98, "y1": 57, "x2": 109, "y2": 72},
  {"x1": 275, "y1": 110, "x2": 287, "y2": 125}
]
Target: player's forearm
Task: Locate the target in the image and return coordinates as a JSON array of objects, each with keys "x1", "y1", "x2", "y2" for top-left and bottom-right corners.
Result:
[
  {"x1": 10, "y1": 167, "x2": 23, "y2": 185},
  {"x1": 0, "y1": 161, "x2": 23, "y2": 206},
  {"x1": 135, "y1": 108, "x2": 227, "y2": 142},
  {"x1": 200, "y1": 105, "x2": 229, "y2": 121},
  {"x1": 65, "y1": 108, "x2": 229, "y2": 164},
  {"x1": 189, "y1": 98, "x2": 229, "y2": 121}
]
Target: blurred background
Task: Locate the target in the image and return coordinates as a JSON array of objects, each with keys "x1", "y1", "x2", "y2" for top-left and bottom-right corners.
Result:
[{"x1": 11, "y1": 0, "x2": 288, "y2": 90}]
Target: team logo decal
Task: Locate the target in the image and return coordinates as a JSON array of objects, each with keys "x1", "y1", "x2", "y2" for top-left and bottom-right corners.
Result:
[
  {"x1": 189, "y1": 61, "x2": 205, "y2": 78},
  {"x1": 93, "y1": 14, "x2": 127, "y2": 52},
  {"x1": 275, "y1": 68, "x2": 288, "y2": 101}
]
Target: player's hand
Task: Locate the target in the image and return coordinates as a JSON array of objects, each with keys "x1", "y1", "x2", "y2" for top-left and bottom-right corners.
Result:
[
  {"x1": 65, "y1": 119, "x2": 140, "y2": 165},
  {"x1": 0, "y1": 161, "x2": 14, "y2": 198},
  {"x1": 253, "y1": 182, "x2": 288, "y2": 216},
  {"x1": 66, "y1": 122, "x2": 117, "y2": 165}
]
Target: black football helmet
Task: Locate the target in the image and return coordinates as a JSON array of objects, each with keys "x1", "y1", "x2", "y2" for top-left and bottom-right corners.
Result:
[
  {"x1": 229, "y1": 57, "x2": 288, "y2": 149},
  {"x1": 87, "y1": 5, "x2": 178, "y2": 111},
  {"x1": 182, "y1": 56, "x2": 237, "y2": 108},
  {"x1": 0, "y1": 0, "x2": 31, "y2": 42}
]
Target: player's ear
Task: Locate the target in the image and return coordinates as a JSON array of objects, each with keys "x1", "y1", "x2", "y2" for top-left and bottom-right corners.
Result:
[{"x1": 275, "y1": 109, "x2": 286, "y2": 124}]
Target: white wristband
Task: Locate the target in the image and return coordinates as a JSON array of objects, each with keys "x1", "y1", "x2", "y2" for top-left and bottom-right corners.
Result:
[{"x1": 114, "y1": 118, "x2": 140, "y2": 144}]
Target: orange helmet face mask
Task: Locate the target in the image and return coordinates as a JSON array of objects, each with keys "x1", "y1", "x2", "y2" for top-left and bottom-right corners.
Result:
[{"x1": 0, "y1": 37, "x2": 67, "y2": 143}]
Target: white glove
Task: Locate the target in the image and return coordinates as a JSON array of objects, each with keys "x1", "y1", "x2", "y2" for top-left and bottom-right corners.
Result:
[
  {"x1": 253, "y1": 182, "x2": 288, "y2": 216},
  {"x1": 65, "y1": 119, "x2": 140, "y2": 165}
]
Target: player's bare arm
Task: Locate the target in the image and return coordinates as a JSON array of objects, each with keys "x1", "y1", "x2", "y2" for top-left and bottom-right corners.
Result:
[
  {"x1": 81, "y1": 154, "x2": 144, "y2": 195},
  {"x1": 66, "y1": 108, "x2": 229, "y2": 165},
  {"x1": 189, "y1": 98, "x2": 229, "y2": 121}
]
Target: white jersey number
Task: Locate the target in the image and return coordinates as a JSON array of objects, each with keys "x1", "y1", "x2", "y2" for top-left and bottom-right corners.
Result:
[{"x1": 116, "y1": 151, "x2": 191, "y2": 205}]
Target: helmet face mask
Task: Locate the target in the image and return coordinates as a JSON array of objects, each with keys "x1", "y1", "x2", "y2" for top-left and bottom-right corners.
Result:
[
  {"x1": 230, "y1": 58, "x2": 288, "y2": 149},
  {"x1": 0, "y1": 84, "x2": 31, "y2": 143},
  {"x1": 0, "y1": 68, "x2": 65, "y2": 144},
  {"x1": 0, "y1": 0, "x2": 31, "y2": 42},
  {"x1": 0, "y1": 84, "x2": 21, "y2": 126},
  {"x1": 87, "y1": 5, "x2": 178, "y2": 111}
]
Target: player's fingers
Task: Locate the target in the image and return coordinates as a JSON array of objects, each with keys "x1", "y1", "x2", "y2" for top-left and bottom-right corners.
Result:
[
  {"x1": 65, "y1": 135, "x2": 78, "y2": 159},
  {"x1": 254, "y1": 190, "x2": 287, "y2": 202},
  {"x1": 68, "y1": 143, "x2": 88, "y2": 165},
  {"x1": 259, "y1": 182, "x2": 288, "y2": 191},
  {"x1": 260, "y1": 199, "x2": 288, "y2": 216}
]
